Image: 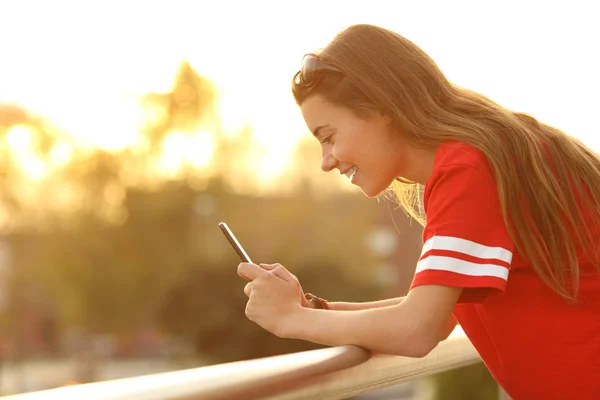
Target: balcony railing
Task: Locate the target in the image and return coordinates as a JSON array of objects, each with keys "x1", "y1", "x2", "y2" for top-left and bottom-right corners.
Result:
[{"x1": 2, "y1": 327, "x2": 481, "y2": 400}]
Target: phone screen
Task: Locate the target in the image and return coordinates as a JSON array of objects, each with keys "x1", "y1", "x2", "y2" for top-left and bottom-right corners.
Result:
[{"x1": 218, "y1": 222, "x2": 253, "y2": 263}]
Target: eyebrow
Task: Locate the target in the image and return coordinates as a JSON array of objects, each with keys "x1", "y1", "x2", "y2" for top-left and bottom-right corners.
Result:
[{"x1": 312, "y1": 124, "x2": 329, "y2": 138}]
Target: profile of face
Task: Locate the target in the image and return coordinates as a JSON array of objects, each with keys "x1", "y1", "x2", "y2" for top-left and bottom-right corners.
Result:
[{"x1": 301, "y1": 94, "x2": 410, "y2": 197}]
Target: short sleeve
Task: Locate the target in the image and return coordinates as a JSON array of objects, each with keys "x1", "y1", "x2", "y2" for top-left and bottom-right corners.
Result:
[{"x1": 409, "y1": 158, "x2": 514, "y2": 303}]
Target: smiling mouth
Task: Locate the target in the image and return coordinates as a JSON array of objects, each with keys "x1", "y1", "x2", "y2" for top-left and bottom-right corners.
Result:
[{"x1": 344, "y1": 166, "x2": 358, "y2": 180}]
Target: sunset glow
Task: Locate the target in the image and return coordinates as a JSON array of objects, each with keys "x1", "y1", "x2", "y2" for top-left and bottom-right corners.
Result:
[
  {"x1": 156, "y1": 131, "x2": 215, "y2": 177},
  {"x1": 1, "y1": 1, "x2": 599, "y2": 186}
]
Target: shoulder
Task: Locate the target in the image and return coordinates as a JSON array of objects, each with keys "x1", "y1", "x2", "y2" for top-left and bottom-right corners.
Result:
[
  {"x1": 423, "y1": 141, "x2": 499, "y2": 214},
  {"x1": 433, "y1": 140, "x2": 491, "y2": 172},
  {"x1": 414, "y1": 141, "x2": 514, "y2": 300}
]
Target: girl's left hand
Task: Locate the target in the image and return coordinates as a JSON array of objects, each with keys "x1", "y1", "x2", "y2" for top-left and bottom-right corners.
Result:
[{"x1": 237, "y1": 262, "x2": 304, "y2": 337}]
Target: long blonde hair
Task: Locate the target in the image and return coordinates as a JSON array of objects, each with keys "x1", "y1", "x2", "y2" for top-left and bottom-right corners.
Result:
[{"x1": 292, "y1": 24, "x2": 600, "y2": 300}]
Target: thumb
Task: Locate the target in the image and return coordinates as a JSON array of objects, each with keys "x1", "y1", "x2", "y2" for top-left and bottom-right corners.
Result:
[{"x1": 259, "y1": 263, "x2": 278, "y2": 271}]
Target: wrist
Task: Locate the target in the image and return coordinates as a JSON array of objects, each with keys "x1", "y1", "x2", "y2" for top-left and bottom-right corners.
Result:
[
  {"x1": 304, "y1": 293, "x2": 330, "y2": 310},
  {"x1": 282, "y1": 305, "x2": 312, "y2": 340}
]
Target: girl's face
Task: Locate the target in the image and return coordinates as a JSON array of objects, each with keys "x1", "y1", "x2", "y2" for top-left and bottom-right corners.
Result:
[{"x1": 301, "y1": 95, "x2": 411, "y2": 197}]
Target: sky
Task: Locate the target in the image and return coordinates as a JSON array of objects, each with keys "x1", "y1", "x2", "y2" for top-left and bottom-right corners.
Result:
[{"x1": 1, "y1": 0, "x2": 599, "y2": 182}]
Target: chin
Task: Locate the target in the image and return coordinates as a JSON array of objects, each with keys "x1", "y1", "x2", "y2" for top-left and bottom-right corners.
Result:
[{"x1": 359, "y1": 185, "x2": 387, "y2": 198}]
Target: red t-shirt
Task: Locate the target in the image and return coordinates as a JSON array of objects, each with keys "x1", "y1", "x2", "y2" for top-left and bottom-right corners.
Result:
[{"x1": 410, "y1": 141, "x2": 600, "y2": 399}]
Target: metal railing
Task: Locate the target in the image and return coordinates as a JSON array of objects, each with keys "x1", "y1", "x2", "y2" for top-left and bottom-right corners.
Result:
[{"x1": 2, "y1": 328, "x2": 480, "y2": 400}]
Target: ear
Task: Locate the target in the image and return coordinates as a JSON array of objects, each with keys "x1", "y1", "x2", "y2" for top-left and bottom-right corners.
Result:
[
  {"x1": 382, "y1": 113, "x2": 393, "y2": 125},
  {"x1": 375, "y1": 108, "x2": 392, "y2": 123}
]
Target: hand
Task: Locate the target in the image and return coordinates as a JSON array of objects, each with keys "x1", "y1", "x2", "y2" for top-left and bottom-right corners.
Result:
[
  {"x1": 237, "y1": 262, "x2": 305, "y2": 337},
  {"x1": 258, "y1": 263, "x2": 314, "y2": 309}
]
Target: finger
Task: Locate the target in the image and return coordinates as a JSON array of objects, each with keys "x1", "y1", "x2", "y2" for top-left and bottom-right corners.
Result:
[
  {"x1": 238, "y1": 262, "x2": 269, "y2": 281},
  {"x1": 244, "y1": 282, "x2": 253, "y2": 297},
  {"x1": 259, "y1": 263, "x2": 284, "y2": 271},
  {"x1": 260, "y1": 263, "x2": 298, "y2": 282},
  {"x1": 270, "y1": 265, "x2": 296, "y2": 283}
]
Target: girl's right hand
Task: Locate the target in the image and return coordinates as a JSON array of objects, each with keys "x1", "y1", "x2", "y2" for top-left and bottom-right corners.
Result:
[{"x1": 259, "y1": 263, "x2": 314, "y2": 308}]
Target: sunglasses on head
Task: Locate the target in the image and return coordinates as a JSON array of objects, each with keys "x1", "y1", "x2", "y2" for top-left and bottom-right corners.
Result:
[{"x1": 295, "y1": 53, "x2": 342, "y2": 86}]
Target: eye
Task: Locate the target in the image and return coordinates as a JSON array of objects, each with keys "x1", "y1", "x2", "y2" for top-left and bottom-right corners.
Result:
[{"x1": 320, "y1": 135, "x2": 333, "y2": 145}]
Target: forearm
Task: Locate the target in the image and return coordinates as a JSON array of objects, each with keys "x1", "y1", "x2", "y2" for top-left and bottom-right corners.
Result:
[
  {"x1": 317, "y1": 298, "x2": 454, "y2": 340},
  {"x1": 327, "y1": 297, "x2": 405, "y2": 311},
  {"x1": 286, "y1": 303, "x2": 435, "y2": 357}
]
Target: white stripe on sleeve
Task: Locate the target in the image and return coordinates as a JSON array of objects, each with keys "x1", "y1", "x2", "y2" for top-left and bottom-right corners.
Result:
[
  {"x1": 416, "y1": 255, "x2": 510, "y2": 280},
  {"x1": 421, "y1": 235, "x2": 513, "y2": 264}
]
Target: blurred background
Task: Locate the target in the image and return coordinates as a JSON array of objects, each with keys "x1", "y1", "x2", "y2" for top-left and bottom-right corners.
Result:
[{"x1": 0, "y1": 1, "x2": 598, "y2": 398}]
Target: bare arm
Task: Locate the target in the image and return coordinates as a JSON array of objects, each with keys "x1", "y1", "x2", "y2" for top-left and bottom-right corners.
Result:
[
  {"x1": 328, "y1": 298, "x2": 457, "y2": 341},
  {"x1": 323, "y1": 297, "x2": 405, "y2": 311},
  {"x1": 258, "y1": 264, "x2": 405, "y2": 311},
  {"x1": 284, "y1": 285, "x2": 462, "y2": 357},
  {"x1": 321, "y1": 297, "x2": 457, "y2": 340},
  {"x1": 243, "y1": 263, "x2": 460, "y2": 354}
]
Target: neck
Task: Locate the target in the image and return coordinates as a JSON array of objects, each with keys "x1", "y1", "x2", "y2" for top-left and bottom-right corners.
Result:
[{"x1": 402, "y1": 145, "x2": 439, "y2": 185}]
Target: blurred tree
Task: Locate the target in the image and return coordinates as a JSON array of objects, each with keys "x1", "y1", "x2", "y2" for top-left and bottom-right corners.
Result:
[
  {"x1": 0, "y1": 62, "x2": 226, "y2": 337},
  {"x1": 35, "y1": 183, "x2": 199, "y2": 334},
  {"x1": 140, "y1": 61, "x2": 218, "y2": 146},
  {"x1": 0, "y1": 104, "x2": 59, "y2": 228},
  {"x1": 0, "y1": 104, "x2": 28, "y2": 127}
]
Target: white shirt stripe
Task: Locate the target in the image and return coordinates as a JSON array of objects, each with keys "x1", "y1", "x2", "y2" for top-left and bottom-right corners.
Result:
[
  {"x1": 421, "y1": 235, "x2": 513, "y2": 264},
  {"x1": 416, "y1": 255, "x2": 510, "y2": 280}
]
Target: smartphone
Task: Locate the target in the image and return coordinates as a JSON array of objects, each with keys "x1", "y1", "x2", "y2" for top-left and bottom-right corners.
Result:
[{"x1": 218, "y1": 222, "x2": 253, "y2": 264}]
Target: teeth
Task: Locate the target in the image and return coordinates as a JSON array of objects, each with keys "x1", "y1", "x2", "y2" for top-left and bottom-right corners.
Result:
[{"x1": 345, "y1": 167, "x2": 358, "y2": 179}]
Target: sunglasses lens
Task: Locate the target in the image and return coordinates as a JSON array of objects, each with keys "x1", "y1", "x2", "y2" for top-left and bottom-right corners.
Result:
[{"x1": 301, "y1": 55, "x2": 317, "y2": 84}]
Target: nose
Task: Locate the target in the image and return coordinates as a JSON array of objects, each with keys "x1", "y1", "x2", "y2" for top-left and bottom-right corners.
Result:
[{"x1": 320, "y1": 147, "x2": 338, "y2": 172}]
